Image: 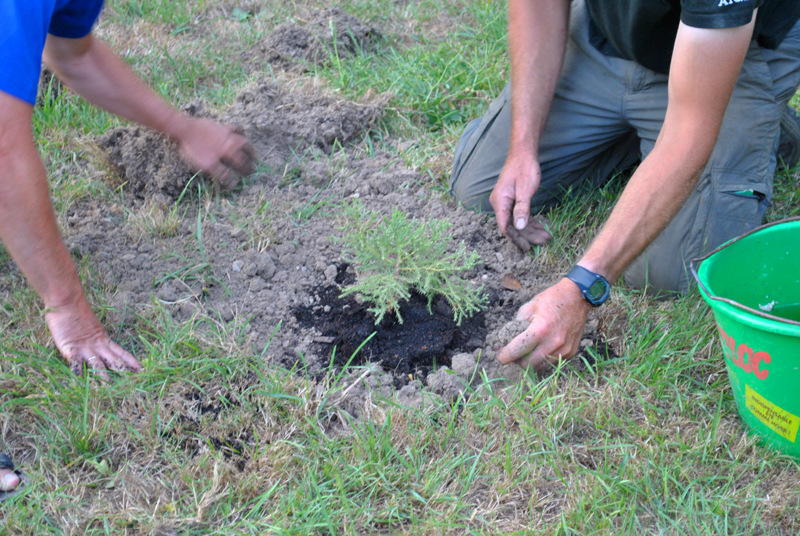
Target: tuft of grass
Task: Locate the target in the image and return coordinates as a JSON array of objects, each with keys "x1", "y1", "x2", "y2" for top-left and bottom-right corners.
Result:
[{"x1": 126, "y1": 199, "x2": 182, "y2": 239}]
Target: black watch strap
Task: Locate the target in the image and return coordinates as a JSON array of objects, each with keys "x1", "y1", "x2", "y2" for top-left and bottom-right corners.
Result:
[{"x1": 565, "y1": 265, "x2": 610, "y2": 307}]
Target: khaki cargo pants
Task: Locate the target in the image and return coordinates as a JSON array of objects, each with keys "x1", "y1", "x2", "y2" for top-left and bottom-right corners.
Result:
[{"x1": 449, "y1": 0, "x2": 800, "y2": 293}]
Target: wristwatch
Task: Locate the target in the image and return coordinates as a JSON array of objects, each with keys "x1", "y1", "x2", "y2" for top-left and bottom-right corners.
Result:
[{"x1": 565, "y1": 265, "x2": 610, "y2": 307}]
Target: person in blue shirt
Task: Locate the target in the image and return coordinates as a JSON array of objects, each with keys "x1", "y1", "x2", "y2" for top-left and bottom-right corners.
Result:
[{"x1": 0, "y1": 0, "x2": 255, "y2": 496}]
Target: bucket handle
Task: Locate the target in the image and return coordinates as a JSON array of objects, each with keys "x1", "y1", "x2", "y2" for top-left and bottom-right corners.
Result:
[{"x1": 689, "y1": 216, "x2": 800, "y2": 327}]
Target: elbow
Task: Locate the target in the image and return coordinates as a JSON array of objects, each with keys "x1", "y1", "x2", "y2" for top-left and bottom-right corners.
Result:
[
  {"x1": 42, "y1": 35, "x2": 95, "y2": 84},
  {"x1": 654, "y1": 123, "x2": 720, "y2": 175}
]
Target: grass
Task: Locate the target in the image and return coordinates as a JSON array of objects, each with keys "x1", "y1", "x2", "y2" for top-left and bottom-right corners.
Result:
[{"x1": 2, "y1": 0, "x2": 800, "y2": 534}]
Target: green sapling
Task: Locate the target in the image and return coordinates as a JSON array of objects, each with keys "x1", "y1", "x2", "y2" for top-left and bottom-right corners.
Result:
[{"x1": 337, "y1": 201, "x2": 487, "y2": 325}]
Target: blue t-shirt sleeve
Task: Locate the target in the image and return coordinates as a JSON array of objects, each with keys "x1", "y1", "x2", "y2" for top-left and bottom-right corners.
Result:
[
  {"x1": 0, "y1": 2, "x2": 51, "y2": 104},
  {"x1": 0, "y1": 0, "x2": 104, "y2": 105},
  {"x1": 49, "y1": 0, "x2": 105, "y2": 39}
]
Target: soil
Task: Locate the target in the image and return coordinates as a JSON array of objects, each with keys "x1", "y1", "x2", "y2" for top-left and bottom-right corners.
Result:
[
  {"x1": 44, "y1": 12, "x2": 620, "y2": 421},
  {"x1": 255, "y1": 8, "x2": 381, "y2": 71},
  {"x1": 99, "y1": 81, "x2": 388, "y2": 204},
  {"x1": 98, "y1": 127, "x2": 194, "y2": 203},
  {"x1": 294, "y1": 266, "x2": 488, "y2": 388}
]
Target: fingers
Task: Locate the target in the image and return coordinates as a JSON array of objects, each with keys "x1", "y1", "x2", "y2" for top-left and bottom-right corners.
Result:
[
  {"x1": 492, "y1": 193, "x2": 513, "y2": 236},
  {"x1": 497, "y1": 325, "x2": 571, "y2": 374},
  {"x1": 505, "y1": 218, "x2": 552, "y2": 252},
  {"x1": 222, "y1": 127, "x2": 257, "y2": 177},
  {"x1": 497, "y1": 323, "x2": 542, "y2": 365},
  {"x1": 516, "y1": 342, "x2": 563, "y2": 374},
  {"x1": 207, "y1": 161, "x2": 240, "y2": 191},
  {"x1": 518, "y1": 218, "x2": 552, "y2": 246},
  {"x1": 66, "y1": 341, "x2": 142, "y2": 383},
  {"x1": 109, "y1": 340, "x2": 143, "y2": 373},
  {"x1": 511, "y1": 180, "x2": 536, "y2": 232},
  {"x1": 69, "y1": 353, "x2": 110, "y2": 383},
  {"x1": 506, "y1": 226, "x2": 531, "y2": 252}
]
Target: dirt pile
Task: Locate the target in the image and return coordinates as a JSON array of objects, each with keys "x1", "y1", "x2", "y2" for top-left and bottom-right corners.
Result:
[
  {"x1": 98, "y1": 127, "x2": 194, "y2": 203},
  {"x1": 261, "y1": 8, "x2": 380, "y2": 70},
  {"x1": 97, "y1": 80, "x2": 387, "y2": 202},
  {"x1": 223, "y1": 81, "x2": 387, "y2": 165}
]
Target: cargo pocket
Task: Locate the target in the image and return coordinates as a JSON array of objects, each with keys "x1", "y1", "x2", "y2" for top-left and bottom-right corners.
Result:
[{"x1": 701, "y1": 186, "x2": 767, "y2": 255}]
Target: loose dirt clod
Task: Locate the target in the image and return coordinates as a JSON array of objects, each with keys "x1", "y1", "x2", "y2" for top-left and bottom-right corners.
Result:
[
  {"x1": 450, "y1": 352, "x2": 477, "y2": 379},
  {"x1": 489, "y1": 319, "x2": 532, "y2": 349},
  {"x1": 426, "y1": 367, "x2": 467, "y2": 401}
]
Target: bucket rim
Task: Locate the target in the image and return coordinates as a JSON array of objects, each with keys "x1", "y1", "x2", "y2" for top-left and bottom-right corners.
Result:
[{"x1": 689, "y1": 216, "x2": 800, "y2": 328}]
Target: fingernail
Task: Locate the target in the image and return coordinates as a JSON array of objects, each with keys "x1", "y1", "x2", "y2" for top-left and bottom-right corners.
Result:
[
  {"x1": 2, "y1": 473, "x2": 17, "y2": 490},
  {"x1": 515, "y1": 218, "x2": 526, "y2": 230}
]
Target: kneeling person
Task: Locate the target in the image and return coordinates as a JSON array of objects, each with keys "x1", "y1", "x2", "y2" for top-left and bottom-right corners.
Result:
[
  {"x1": 0, "y1": 0, "x2": 256, "y2": 494},
  {"x1": 449, "y1": 0, "x2": 800, "y2": 369}
]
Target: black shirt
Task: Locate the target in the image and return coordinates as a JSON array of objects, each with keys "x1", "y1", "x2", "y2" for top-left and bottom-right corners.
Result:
[{"x1": 586, "y1": 0, "x2": 800, "y2": 74}]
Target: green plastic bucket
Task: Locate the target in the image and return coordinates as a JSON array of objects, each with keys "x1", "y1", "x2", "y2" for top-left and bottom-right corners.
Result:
[{"x1": 691, "y1": 217, "x2": 800, "y2": 457}]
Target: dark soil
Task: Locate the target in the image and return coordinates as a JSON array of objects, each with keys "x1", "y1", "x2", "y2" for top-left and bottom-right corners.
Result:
[{"x1": 294, "y1": 267, "x2": 487, "y2": 387}]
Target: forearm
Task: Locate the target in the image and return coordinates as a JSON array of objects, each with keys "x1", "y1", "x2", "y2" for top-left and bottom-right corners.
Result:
[
  {"x1": 507, "y1": 0, "x2": 570, "y2": 154},
  {"x1": 578, "y1": 19, "x2": 755, "y2": 282},
  {"x1": 43, "y1": 34, "x2": 188, "y2": 139},
  {"x1": 0, "y1": 111, "x2": 84, "y2": 309},
  {"x1": 579, "y1": 140, "x2": 706, "y2": 281}
]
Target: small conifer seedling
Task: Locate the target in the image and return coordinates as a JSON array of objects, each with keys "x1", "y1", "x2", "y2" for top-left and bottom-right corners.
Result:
[{"x1": 338, "y1": 202, "x2": 487, "y2": 325}]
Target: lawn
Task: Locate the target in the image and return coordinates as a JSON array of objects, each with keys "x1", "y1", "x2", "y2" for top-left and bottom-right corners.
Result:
[{"x1": 1, "y1": 0, "x2": 799, "y2": 534}]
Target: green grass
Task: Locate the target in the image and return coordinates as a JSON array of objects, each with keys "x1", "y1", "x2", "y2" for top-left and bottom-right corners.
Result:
[
  {"x1": 316, "y1": 0, "x2": 508, "y2": 131},
  {"x1": 2, "y1": 0, "x2": 800, "y2": 534}
]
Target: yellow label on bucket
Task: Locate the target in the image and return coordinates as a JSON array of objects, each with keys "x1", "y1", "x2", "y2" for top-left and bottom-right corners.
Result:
[{"x1": 745, "y1": 385, "x2": 800, "y2": 443}]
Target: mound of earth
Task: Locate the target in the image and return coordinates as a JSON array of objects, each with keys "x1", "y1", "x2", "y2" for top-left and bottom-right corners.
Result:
[
  {"x1": 97, "y1": 80, "x2": 387, "y2": 203},
  {"x1": 223, "y1": 81, "x2": 388, "y2": 164},
  {"x1": 260, "y1": 8, "x2": 380, "y2": 70},
  {"x1": 98, "y1": 127, "x2": 194, "y2": 203}
]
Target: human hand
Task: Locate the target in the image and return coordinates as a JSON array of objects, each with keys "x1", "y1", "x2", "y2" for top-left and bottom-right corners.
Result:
[
  {"x1": 174, "y1": 117, "x2": 257, "y2": 190},
  {"x1": 496, "y1": 278, "x2": 591, "y2": 373},
  {"x1": 45, "y1": 296, "x2": 142, "y2": 381},
  {"x1": 489, "y1": 151, "x2": 551, "y2": 251}
]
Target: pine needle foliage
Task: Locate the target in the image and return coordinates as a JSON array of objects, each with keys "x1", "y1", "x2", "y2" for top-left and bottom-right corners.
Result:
[{"x1": 338, "y1": 202, "x2": 487, "y2": 325}]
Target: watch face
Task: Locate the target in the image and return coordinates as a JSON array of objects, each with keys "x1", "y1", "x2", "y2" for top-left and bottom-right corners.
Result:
[{"x1": 588, "y1": 279, "x2": 608, "y2": 302}]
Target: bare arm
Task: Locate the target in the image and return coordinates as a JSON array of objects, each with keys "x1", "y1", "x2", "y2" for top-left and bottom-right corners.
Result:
[
  {"x1": 580, "y1": 20, "x2": 755, "y2": 280},
  {"x1": 0, "y1": 94, "x2": 140, "y2": 378},
  {"x1": 489, "y1": 0, "x2": 570, "y2": 244},
  {"x1": 498, "y1": 16, "x2": 756, "y2": 370},
  {"x1": 43, "y1": 34, "x2": 255, "y2": 188}
]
